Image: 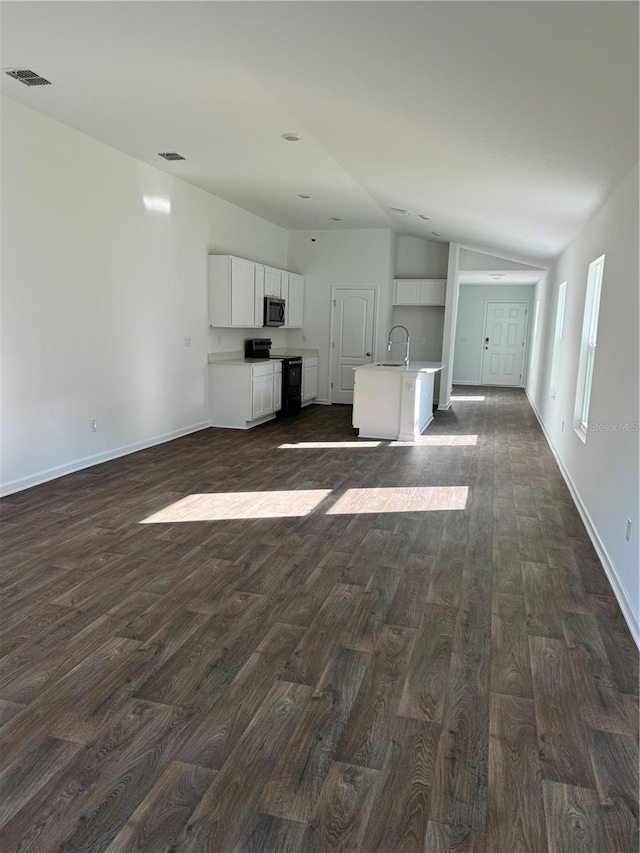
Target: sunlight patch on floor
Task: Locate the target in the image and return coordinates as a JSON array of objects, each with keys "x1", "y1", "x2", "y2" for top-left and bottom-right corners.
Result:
[
  {"x1": 140, "y1": 490, "x2": 332, "y2": 522},
  {"x1": 326, "y1": 486, "x2": 469, "y2": 515},
  {"x1": 278, "y1": 441, "x2": 381, "y2": 449},
  {"x1": 389, "y1": 435, "x2": 478, "y2": 447},
  {"x1": 450, "y1": 395, "x2": 486, "y2": 401}
]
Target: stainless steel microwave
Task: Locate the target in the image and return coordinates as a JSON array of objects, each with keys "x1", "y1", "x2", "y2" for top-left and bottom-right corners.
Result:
[{"x1": 264, "y1": 296, "x2": 285, "y2": 327}]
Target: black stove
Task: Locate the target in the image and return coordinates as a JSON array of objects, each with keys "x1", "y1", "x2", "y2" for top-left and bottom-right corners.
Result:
[{"x1": 245, "y1": 339, "x2": 303, "y2": 418}]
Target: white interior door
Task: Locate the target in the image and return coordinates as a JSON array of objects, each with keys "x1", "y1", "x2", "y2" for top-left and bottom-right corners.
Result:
[
  {"x1": 481, "y1": 302, "x2": 528, "y2": 386},
  {"x1": 330, "y1": 287, "x2": 376, "y2": 404}
]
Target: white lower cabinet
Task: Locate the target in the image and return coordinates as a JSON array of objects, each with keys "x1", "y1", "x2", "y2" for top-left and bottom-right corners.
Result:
[
  {"x1": 273, "y1": 366, "x2": 282, "y2": 411},
  {"x1": 251, "y1": 370, "x2": 274, "y2": 421},
  {"x1": 209, "y1": 360, "x2": 282, "y2": 429},
  {"x1": 302, "y1": 357, "x2": 318, "y2": 404}
]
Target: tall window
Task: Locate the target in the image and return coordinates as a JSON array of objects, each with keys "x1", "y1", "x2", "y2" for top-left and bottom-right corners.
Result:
[
  {"x1": 549, "y1": 282, "x2": 567, "y2": 398},
  {"x1": 574, "y1": 255, "x2": 605, "y2": 441}
]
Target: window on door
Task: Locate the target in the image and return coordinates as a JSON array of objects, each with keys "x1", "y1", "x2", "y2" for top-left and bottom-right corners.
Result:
[
  {"x1": 574, "y1": 255, "x2": 605, "y2": 441},
  {"x1": 549, "y1": 282, "x2": 567, "y2": 399}
]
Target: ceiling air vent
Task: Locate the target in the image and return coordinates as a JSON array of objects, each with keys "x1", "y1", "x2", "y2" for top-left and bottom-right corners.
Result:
[
  {"x1": 5, "y1": 69, "x2": 51, "y2": 86},
  {"x1": 158, "y1": 152, "x2": 186, "y2": 161},
  {"x1": 390, "y1": 207, "x2": 410, "y2": 215}
]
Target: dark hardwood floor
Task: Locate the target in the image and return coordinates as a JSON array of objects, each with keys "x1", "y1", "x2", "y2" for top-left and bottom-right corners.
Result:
[{"x1": 0, "y1": 387, "x2": 637, "y2": 852}]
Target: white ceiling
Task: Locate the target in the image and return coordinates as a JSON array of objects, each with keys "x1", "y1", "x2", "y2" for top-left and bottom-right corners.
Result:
[{"x1": 1, "y1": 2, "x2": 638, "y2": 266}]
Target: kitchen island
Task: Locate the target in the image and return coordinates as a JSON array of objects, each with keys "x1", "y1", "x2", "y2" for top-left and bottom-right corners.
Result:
[{"x1": 352, "y1": 362, "x2": 445, "y2": 440}]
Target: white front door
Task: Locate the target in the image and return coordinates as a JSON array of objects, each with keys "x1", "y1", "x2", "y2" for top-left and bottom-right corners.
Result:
[
  {"x1": 330, "y1": 287, "x2": 376, "y2": 404},
  {"x1": 481, "y1": 302, "x2": 528, "y2": 386}
]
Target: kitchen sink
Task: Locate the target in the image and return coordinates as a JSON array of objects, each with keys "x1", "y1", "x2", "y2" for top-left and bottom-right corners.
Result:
[{"x1": 376, "y1": 362, "x2": 404, "y2": 367}]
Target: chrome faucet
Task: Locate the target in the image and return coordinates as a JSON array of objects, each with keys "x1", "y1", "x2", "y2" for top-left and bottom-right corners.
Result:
[{"x1": 387, "y1": 325, "x2": 410, "y2": 366}]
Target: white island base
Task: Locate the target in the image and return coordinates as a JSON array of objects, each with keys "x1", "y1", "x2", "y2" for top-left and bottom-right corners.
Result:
[{"x1": 352, "y1": 362, "x2": 445, "y2": 441}]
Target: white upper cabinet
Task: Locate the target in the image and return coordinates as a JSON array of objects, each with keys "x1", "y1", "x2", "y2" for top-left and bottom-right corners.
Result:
[
  {"x1": 280, "y1": 271, "x2": 289, "y2": 307},
  {"x1": 285, "y1": 273, "x2": 305, "y2": 328},
  {"x1": 209, "y1": 255, "x2": 304, "y2": 328},
  {"x1": 394, "y1": 280, "x2": 421, "y2": 305},
  {"x1": 254, "y1": 264, "x2": 265, "y2": 327},
  {"x1": 264, "y1": 266, "x2": 282, "y2": 298},
  {"x1": 393, "y1": 278, "x2": 446, "y2": 306},
  {"x1": 209, "y1": 255, "x2": 264, "y2": 327},
  {"x1": 419, "y1": 280, "x2": 446, "y2": 305}
]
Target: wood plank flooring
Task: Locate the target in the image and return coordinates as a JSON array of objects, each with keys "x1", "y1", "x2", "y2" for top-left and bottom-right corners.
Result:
[{"x1": 0, "y1": 387, "x2": 638, "y2": 852}]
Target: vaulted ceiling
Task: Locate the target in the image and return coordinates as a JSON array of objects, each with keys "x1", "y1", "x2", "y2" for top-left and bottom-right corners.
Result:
[{"x1": 2, "y1": 1, "x2": 638, "y2": 266}]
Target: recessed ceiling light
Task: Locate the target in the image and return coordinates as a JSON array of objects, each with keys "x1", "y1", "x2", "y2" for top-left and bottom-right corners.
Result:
[
  {"x1": 390, "y1": 207, "x2": 410, "y2": 215},
  {"x1": 331, "y1": 217, "x2": 342, "y2": 222},
  {"x1": 158, "y1": 152, "x2": 186, "y2": 161},
  {"x1": 298, "y1": 193, "x2": 312, "y2": 199},
  {"x1": 431, "y1": 232, "x2": 442, "y2": 237},
  {"x1": 281, "y1": 132, "x2": 302, "y2": 142},
  {"x1": 5, "y1": 68, "x2": 51, "y2": 86},
  {"x1": 418, "y1": 214, "x2": 432, "y2": 221}
]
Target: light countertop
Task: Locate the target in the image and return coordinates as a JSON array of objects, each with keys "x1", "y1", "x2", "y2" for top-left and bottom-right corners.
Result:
[
  {"x1": 208, "y1": 356, "x2": 270, "y2": 365},
  {"x1": 354, "y1": 361, "x2": 445, "y2": 374},
  {"x1": 271, "y1": 348, "x2": 319, "y2": 358},
  {"x1": 208, "y1": 348, "x2": 319, "y2": 365}
]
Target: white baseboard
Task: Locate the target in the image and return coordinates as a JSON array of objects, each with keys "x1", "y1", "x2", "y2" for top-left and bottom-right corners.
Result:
[
  {"x1": 452, "y1": 379, "x2": 481, "y2": 385},
  {"x1": 525, "y1": 389, "x2": 639, "y2": 647},
  {"x1": 0, "y1": 422, "x2": 210, "y2": 498}
]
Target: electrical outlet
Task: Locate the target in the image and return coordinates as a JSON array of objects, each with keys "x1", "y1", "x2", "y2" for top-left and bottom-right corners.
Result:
[
  {"x1": 217, "y1": 334, "x2": 222, "y2": 346},
  {"x1": 626, "y1": 519, "x2": 632, "y2": 542},
  {"x1": 184, "y1": 335, "x2": 191, "y2": 347},
  {"x1": 561, "y1": 420, "x2": 565, "y2": 432},
  {"x1": 90, "y1": 419, "x2": 98, "y2": 432},
  {"x1": 302, "y1": 335, "x2": 307, "y2": 343}
]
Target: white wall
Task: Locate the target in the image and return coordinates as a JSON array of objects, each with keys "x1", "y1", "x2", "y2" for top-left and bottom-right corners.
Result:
[
  {"x1": 392, "y1": 236, "x2": 449, "y2": 399},
  {"x1": 287, "y1": 230, "x2": 394, "y2": 402},
  {"x1": 396, "y1": 235, "x2": 449, "y2": 278},
  {"x1": 453, "y1": 285, "x2": 535, "y2": 384},
  {"x1": 527, "y1": 162, "x2": 639, "y2": 643},
  {"x1": 392, "y1": 307, "x2": 445, "y2": 364},
  {"x1": 0, "y1": 97, "x2": 289, "y2": 494},
  {"x1": 459, "y1": 247, "x2": 542, "y2": 272}
]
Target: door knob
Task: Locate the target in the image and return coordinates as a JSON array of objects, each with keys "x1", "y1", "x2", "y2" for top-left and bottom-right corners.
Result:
[{"x1": 366, "y1": 352, "x2": 371, "y2": 357}]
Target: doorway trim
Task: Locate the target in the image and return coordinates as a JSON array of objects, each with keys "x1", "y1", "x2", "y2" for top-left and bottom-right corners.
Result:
[
  {"x1": 328, "y1": 284, "x2": 379, "y2": 404},
  {"x1": 478, "y1": 299, "x2": 530, "y2": 387}
]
